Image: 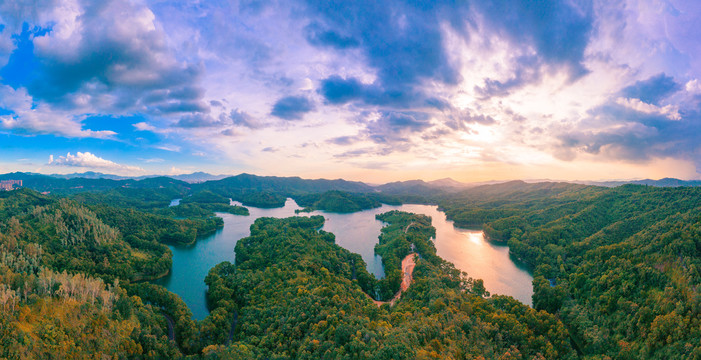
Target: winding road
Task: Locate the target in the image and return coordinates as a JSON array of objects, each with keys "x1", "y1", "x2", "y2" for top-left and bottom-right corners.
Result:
[
  {"x1": 161, "y1": 312, "x2": 176, "y2": 342},
  {"x1": 369, "y1": 253, "x2": 417, "y2": 307},
  {"x1": 227, "y1": 311, "x2": 238, "y2": 345}
]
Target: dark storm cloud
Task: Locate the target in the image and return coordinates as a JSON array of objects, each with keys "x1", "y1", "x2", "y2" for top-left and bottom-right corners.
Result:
[
  {"x1": 621, "y1": 73, "x2": 680, "y2": 105},
  {"x1": 271, "y1": 95, "x2": 315, "y2": 120}
]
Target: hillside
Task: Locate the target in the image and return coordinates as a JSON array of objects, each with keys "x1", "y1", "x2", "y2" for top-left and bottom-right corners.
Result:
[{"x1": 440, "y1": 182, "x2": 701, "y2": 358}]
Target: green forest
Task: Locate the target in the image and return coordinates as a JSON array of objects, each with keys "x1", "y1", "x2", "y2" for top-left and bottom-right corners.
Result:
[
  {"x1": 439, "y1": 181, "x2": 701, "y2": 359},
  {"x1": 203, "y1": 214, "x2": 573, "y2": 359},
  {"x1": 0, "y1": 175, "x2": 699, "y2": 359}
]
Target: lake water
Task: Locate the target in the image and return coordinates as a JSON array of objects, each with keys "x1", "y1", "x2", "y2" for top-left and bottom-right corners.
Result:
[{"x1": 153, "y1": 199, "x2": 533, "y2": 320}]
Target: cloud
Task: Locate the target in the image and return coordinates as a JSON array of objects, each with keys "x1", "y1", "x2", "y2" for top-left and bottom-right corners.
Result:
[
  {"x1": 685, "y1": 79, "x2": 701, "y2": 94},
  {"x1": 174, "y1": 113, "x2": 222, "y2": 128},
  {"x1": 474, "y1": 1, "x2": 593, "y2": 77},
  {"x1": 168, "y1": 166, "x2": 187, "y2": 175},
  {"x1": 554, "y1": 102, "x2": 700, "y2": 166},
  {"x1": 445, "y1": 109, "x2": 497, "y2": 131},
  {"x1": 133, "y1": 122, "x2": 157, "y2": 131},
  {"x1": 227, "y1": 108, "x2": 264, "y2": 129},
  {"x1": 319, "y1": 76, "x2": 364, "y2": 105},
  {"x1": 0, "y1": 85, "x2": 115, "y2": 138},
  {"x1": 308, "y1": 0, "x2": 593, "y2": 107},
  {"x1": 362, "y1": 111, "x2": 432, "y2": 144},
  {"x1": 220, "y1": 128, "x2": 239, "y2": 137},
  {"x1": 138, "y1": 157, "x2": 164, "y2": 163},
  {"x1": 303, "y1": 1, "x2": 465, "y2": 89},
  {"x1": 48, "y1": 152, "x2": 143, "y2": 173},
  {"x1": 1, "y1": 0, "x2": 209, "y2": 117},
  {"x1": 474, "y1": 56, "x2": 543, "y2": 98},
  {"x1": 155, "y1": 145, "x2": 181, "y2": 152},
  {"x1": 304, "y1": 22, "x2": 360, "y2": 49},
  {"x1": 327, "y1": 136, "x2": 358, "y2": 146},
  {"x1": 270, "y1": 95, "x2": 315, "y2": 120},
  {"x1": 616, "y1": 97, "x2": 681, "y2": 121},
  {"x1": 318, "y1": 75, "x2": 424, "y2": 108},
  {"x1": 621, "y1": 73, "x2": 680, "y2": 105}
]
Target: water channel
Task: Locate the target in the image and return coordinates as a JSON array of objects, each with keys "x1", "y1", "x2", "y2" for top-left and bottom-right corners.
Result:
[{"x1": 153, "y1": 199, "x2": 533, "y2": 320}]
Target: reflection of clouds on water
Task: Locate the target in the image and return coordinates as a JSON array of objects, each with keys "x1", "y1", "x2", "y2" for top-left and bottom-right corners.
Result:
[
  {"x1": 389, "y1": 203, "x2": 533, "y2": 306},
  {"x1": 466, "y1": 232, "x2": 483, "y2": 245}
]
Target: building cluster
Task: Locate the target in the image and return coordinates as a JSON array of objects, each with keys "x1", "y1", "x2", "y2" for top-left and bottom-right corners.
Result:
[{"x1": 0, "y1": 180, "x2": 22, "y2": 191}]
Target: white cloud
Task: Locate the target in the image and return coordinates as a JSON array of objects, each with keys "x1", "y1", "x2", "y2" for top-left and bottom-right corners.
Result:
[
  {"x1": 616, "y1": 97, "x2": 682, "y2": 120},
  {"x1": 0, "y1": 85, "x2": 116, "y2": 138},
  {"x1": 48, "y1": 152, "x2": 144, "y2": 174},
  {"x1": 168, "y1": 166, "x2": 187, "y2": 175},
  {"x1": 685, "y1": 79, "x2": 701, "y2": 93},
  {"x1": 155, "y1": 145, "x2": 181, "y2": 152},
  {"x1": 134, "y1": 122, "x2": 158, "y2": 131},
  {"x1": 138, "y1": 157, "x2": 164, "y2": 163}
]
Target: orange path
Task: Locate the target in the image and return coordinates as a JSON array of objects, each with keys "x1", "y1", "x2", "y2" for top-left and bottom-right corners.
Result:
[{"x1": 368, "y1": 253, "x2": 417, "y2": 307}]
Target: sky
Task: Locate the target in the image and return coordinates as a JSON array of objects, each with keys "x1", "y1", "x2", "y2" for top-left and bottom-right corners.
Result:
[{"x1": 0, "y1": 0, "x2": 700, "y2": 183}]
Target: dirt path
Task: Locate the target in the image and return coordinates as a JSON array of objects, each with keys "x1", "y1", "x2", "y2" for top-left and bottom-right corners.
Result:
[
  {"x1": 226, "y1": 311, "x2": 238, "y2": 345},
  {"x1": 368, "y1": 253, "x2": 417, "y2": 307},
  {"x1": 161, "y1": 312, "x2": 176, "y2": 342}
]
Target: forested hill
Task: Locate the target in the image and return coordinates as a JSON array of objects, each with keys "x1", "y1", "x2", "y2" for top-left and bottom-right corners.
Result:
[
  {"x1": 2, "y1": 188, "x2": 575, "y2": 358},
  {"x1": 0, "y1": 172, "x2": 373, "y2": 197},
  {"x1": 2, "y1": 179, "x2": 700, "y2": 358},
  {"x1": 193, "y1": 173, "x2": 372, "y2": 198},
  {"x1": 0, "y1": 172, "x2": 192, "y2": 194},
  {"x1": 579, "y1": 177, "x2": 701, "y2": 187},
  {"x1": 0, "y1": 188, "x2": 216, "y2": 358},
  {"x1": 440, "y1": 182, "x2": 701, "y2": 358},
  {"x1": 203, "y1": 214, "x2": 574, "y2": 359}
]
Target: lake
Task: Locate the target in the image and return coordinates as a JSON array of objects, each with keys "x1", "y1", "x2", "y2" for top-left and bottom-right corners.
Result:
[{"x1": 153, "y1": 199, "x2": 533, "y2": 320}]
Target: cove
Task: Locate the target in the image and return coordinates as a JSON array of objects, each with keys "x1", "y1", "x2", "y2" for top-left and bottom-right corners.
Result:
[{"x1": 153, "y1": 199, "x2": 533, "y2": 320}]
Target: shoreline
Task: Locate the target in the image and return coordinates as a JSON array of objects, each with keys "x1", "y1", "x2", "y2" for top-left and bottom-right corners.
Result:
[
  {"x1": 368, "y1": 253, "x2": 417, "y2": 307},
  {"x1": 132, "y1": 268, "x2": 170, "y2": 282}
]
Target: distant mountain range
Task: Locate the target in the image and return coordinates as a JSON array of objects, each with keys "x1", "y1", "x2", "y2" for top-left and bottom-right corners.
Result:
[
  {"x1": 166, "y1": 172, "x2": 230, "y2": 183},
  {"x1": 575, "y1": 178, "x2": 701, "y2": 187},
  {"x1": 1, "y1": 172, "x2": 699, "y2": 195},
  {"x1": 20, "y1": 171, "x2": 230, "y2": 183}
]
